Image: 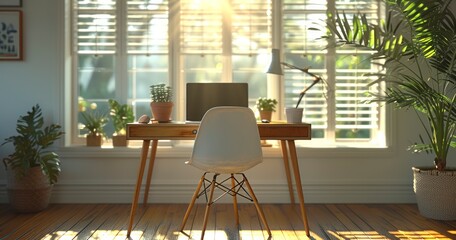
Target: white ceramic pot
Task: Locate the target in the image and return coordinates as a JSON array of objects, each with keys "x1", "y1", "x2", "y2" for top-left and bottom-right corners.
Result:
[{"x1": 285, "y1": 108, "x2": 303, "y2": 123}]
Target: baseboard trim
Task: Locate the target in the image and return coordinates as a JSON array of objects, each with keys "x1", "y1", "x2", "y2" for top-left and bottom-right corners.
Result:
[{"x1": 0, "y1": 182, "x2": 416, "y2": 204}]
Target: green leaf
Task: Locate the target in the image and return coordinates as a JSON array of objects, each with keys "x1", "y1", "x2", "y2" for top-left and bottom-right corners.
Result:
[
  {"x1": 1, "y1": 104, "x2": 64, "y2": 184},
  {"x1": 323, "y1": 0, "x2": 456, "y2": 169}
]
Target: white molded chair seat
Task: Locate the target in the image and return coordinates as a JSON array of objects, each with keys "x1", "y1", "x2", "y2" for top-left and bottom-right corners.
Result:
[
  {"x1": 179, "y1": 106, "x2": 271, "y2": 239},
  {"x1": 187, "y1": 106, "x2": 263, "y2": 173}
]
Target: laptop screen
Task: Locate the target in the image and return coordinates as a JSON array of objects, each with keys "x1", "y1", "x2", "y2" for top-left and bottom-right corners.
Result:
[{"x1": 186, "y1": 83, "x2": 249, "y2": 121}]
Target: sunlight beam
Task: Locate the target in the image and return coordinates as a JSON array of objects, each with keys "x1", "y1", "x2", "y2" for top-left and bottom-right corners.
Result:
[
  {"x1": 335, "y1": 231, "x2": 387, "y2": 239},
  {"x1": 43, "y1": 230, "x2": 144, "y2": 240},
  {"x1": 390, "y1": 230, "x2": 452, "y2": 239},
  {"x1": 176, "y1": 230, "x2": 228, "y2": 240}
]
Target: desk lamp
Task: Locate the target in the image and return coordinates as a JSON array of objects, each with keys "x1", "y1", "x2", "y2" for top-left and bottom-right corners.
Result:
[{"x1": 267, "y1": 48, "x2": 322, "y2": 108}]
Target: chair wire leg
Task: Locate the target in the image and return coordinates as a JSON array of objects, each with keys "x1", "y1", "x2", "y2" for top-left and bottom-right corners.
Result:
[
  {"x1": 231, "y1": 174, "x2": 239, "y2": 226},
  {"x1": 242, "y1": 174, "x2": 272, "y2": 238},
  {"x1": 180, "y1": 173, "x2": 206, "y2": 234},
  {"x1": 201, "y1": 174, "x2": 218, "y2": 240}
]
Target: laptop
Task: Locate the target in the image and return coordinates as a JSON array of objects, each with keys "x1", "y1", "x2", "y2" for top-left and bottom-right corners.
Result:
[{"x1": 186, "y1": 83, "x2": 249, "y2": 122}]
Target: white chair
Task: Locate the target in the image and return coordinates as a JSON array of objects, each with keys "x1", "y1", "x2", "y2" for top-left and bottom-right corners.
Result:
[{"x1": 179, "y1": 106, "x2": 271, "y2": 239}]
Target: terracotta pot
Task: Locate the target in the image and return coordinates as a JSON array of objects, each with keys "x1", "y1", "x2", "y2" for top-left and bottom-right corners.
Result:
[
  {"x1": 259, "y1": 110, "x2": 273, "y2": 122},
  {"x1": 86, "y1": 134, "x2": 102, "y2": 146},
  {"x1": 112, "y1": 135, "x2": 128, "y2": 147},
  {"x1": 7, "y1": 166, "x2": 52, "y2": 213},
  {"x1": 413, "y1": 167, "x2": 456, "y2": 220},
  {"x1": 150, "y1": 102, "x2": 173, "y2": 123}
]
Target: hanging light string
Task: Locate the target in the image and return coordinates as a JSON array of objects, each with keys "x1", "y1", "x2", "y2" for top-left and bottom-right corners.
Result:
[
  {"x1": 94, "y1": 17, "x2": 99, "y2": 57},
  {"x1": 354, "y1": 49, "x2": 359, "y2": 133},
  {"x1": 200, "y1": 6, "x2": 205, "y2": 57},
  {"x1": 146, "y1": 14, "x2": 151, "y2": 56},
  {"x1": 249, "y1": 1, "x2": 252, "y2": 57}
]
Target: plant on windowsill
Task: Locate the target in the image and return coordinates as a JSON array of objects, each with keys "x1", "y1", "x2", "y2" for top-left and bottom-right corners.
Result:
[
  {"x1": 108, "y1": 99, "x2": 134, "y2": 147},
  {"x1": 1, "y1": 104, "x2": 64, "y2": 212},
  {"x1": 256, "y1": 97, "x2": 278, "y2": 123},
  {"x1": 150, "y1": 84, "x2": 173, "y2": 123},
  {"x1": 324, "y1": 0, "x2": 456, "y2": 220},
  {"x1": 80, "y1": 109, "x2": 108, "y2": 147}
]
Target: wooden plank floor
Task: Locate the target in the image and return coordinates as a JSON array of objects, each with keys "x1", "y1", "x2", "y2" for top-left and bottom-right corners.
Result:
[{"x1": 1, "y1": 203, "x2": 455, "y2": 240}]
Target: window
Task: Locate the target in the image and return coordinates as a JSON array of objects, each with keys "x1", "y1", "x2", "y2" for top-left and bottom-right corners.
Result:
[
  {"x1": 282, "y1": 0, "x2": 385, "y2": 146},
  {"x1": 70, "y1": 0, "x2": 386, "y2": 148},
  {"x1": 73, "y1": 0, "x2": 170, "y2": 144}
]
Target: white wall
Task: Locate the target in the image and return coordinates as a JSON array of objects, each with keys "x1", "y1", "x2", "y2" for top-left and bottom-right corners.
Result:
[{"x1": 0, "y1": 0, "x2": 448, "y2": 204}]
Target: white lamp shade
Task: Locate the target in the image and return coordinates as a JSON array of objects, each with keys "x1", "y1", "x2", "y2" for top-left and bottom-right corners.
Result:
[{"x1": 266, "y1": 48, "x2": 283, "y2": 75}]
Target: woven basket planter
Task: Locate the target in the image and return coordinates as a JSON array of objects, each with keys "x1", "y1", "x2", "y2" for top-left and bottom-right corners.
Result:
[
  {"x1": 413, "y1": 167, "x2": 456, "y2": 220},
  {"x1": 7, "y1": 166, "x2": 53, "y2": 213}
]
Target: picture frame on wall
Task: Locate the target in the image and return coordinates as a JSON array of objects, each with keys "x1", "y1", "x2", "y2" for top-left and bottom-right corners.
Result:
[
  {"x1": 0, "y1": 0, "x2": 22, "y2": 7},
  {"x1": 0, "y1": 10, "x2": 23, "y2": 61}
]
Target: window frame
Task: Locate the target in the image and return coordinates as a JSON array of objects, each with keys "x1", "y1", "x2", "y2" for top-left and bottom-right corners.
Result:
[
  {"x1": 281, "y1": 0, "x2": 386, "y2": 148},
  {"x1": 67, "y1": 0, "x2": 389, "y2": 149}
]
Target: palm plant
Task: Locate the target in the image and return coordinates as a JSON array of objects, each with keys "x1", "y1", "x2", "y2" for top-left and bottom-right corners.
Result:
[
  {"x1": 1, "y1": 105, "x2": 64, "y2": 184},
  {"x1": 324, "y1": 0, "x2": 456, "y2": 171},
  {"x1": 80, "y1": 110, "x2": 108, "y2": 137}
]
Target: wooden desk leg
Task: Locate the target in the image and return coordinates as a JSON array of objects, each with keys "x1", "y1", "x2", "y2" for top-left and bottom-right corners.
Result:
[
  {"x1": 287, "y1": 140, "x2": 310, "y2": 237},
  {"x1": 143, "y1": 140, "x2": 158, "y2": 205},
  {"x1": 280, "y1": 140, "x2": 295, "y2": 204},
  {"x1": 127, "y1": 140, "x2": 151, "y2": 237}
]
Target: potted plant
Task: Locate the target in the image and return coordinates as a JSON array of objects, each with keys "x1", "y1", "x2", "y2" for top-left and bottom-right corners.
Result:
[
  {"x1": 267, "y1": 50, "x2": 324, "y2": 123},
  {"x1": 150, "y1": 84, "x2": 173, "y2": 122},
  {"x1": 285, "y1": 67, "x2": 323, "y2": 123},
  {"x1": 324, "y1": 0, "x2": 456, "y2": 219},
  {"x1": 80, "y1": 109, "x2": 108, "y2": 147},
  {"x1": 1, "y1": 104, "x2": 64, "y2": 212},
  {"x1": 256, "y1": 97, "x2": 278, "y2": 122},
  {"x1": 108, "y1": 99, "x2": 134, "y2": 147}
]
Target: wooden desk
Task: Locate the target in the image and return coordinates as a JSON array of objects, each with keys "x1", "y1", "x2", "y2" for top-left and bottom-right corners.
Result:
[{"x1": 126, "y1": 122, "x2": 311, "y2": 237}]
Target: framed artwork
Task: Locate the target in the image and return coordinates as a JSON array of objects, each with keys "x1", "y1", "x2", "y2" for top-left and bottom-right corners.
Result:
[
  {"x1": 0, "y1": 10, "x2": 22, "y2": 60},
  {"x1": 0, "y1": 0, "x2": 22, "y2": 7}
]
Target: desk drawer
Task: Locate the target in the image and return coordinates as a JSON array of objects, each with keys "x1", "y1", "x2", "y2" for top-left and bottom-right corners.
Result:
[
  {"x1": 127, "y1": 123, "x2": 311, "y2": 140},
  {"x1": 127, "y1": 124, "x2": 198, "y2": 140},
  {"x1": 258, "y1": 124, "x2": 311, "y2": 140}
]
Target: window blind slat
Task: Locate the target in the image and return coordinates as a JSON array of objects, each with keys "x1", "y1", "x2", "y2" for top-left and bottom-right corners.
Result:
[
  {"x1": 75, "y1": 0, "x2": 117, "y2": 54},
  {"x1": 180, "y1": 0, "x2": 222, "y2": 54},
  {"x1": 231, "y1": 0, "x2": 271, "y2": 54},
  {"x1": 127, "y1": 1, "x2": 168, "y2": 54}
]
